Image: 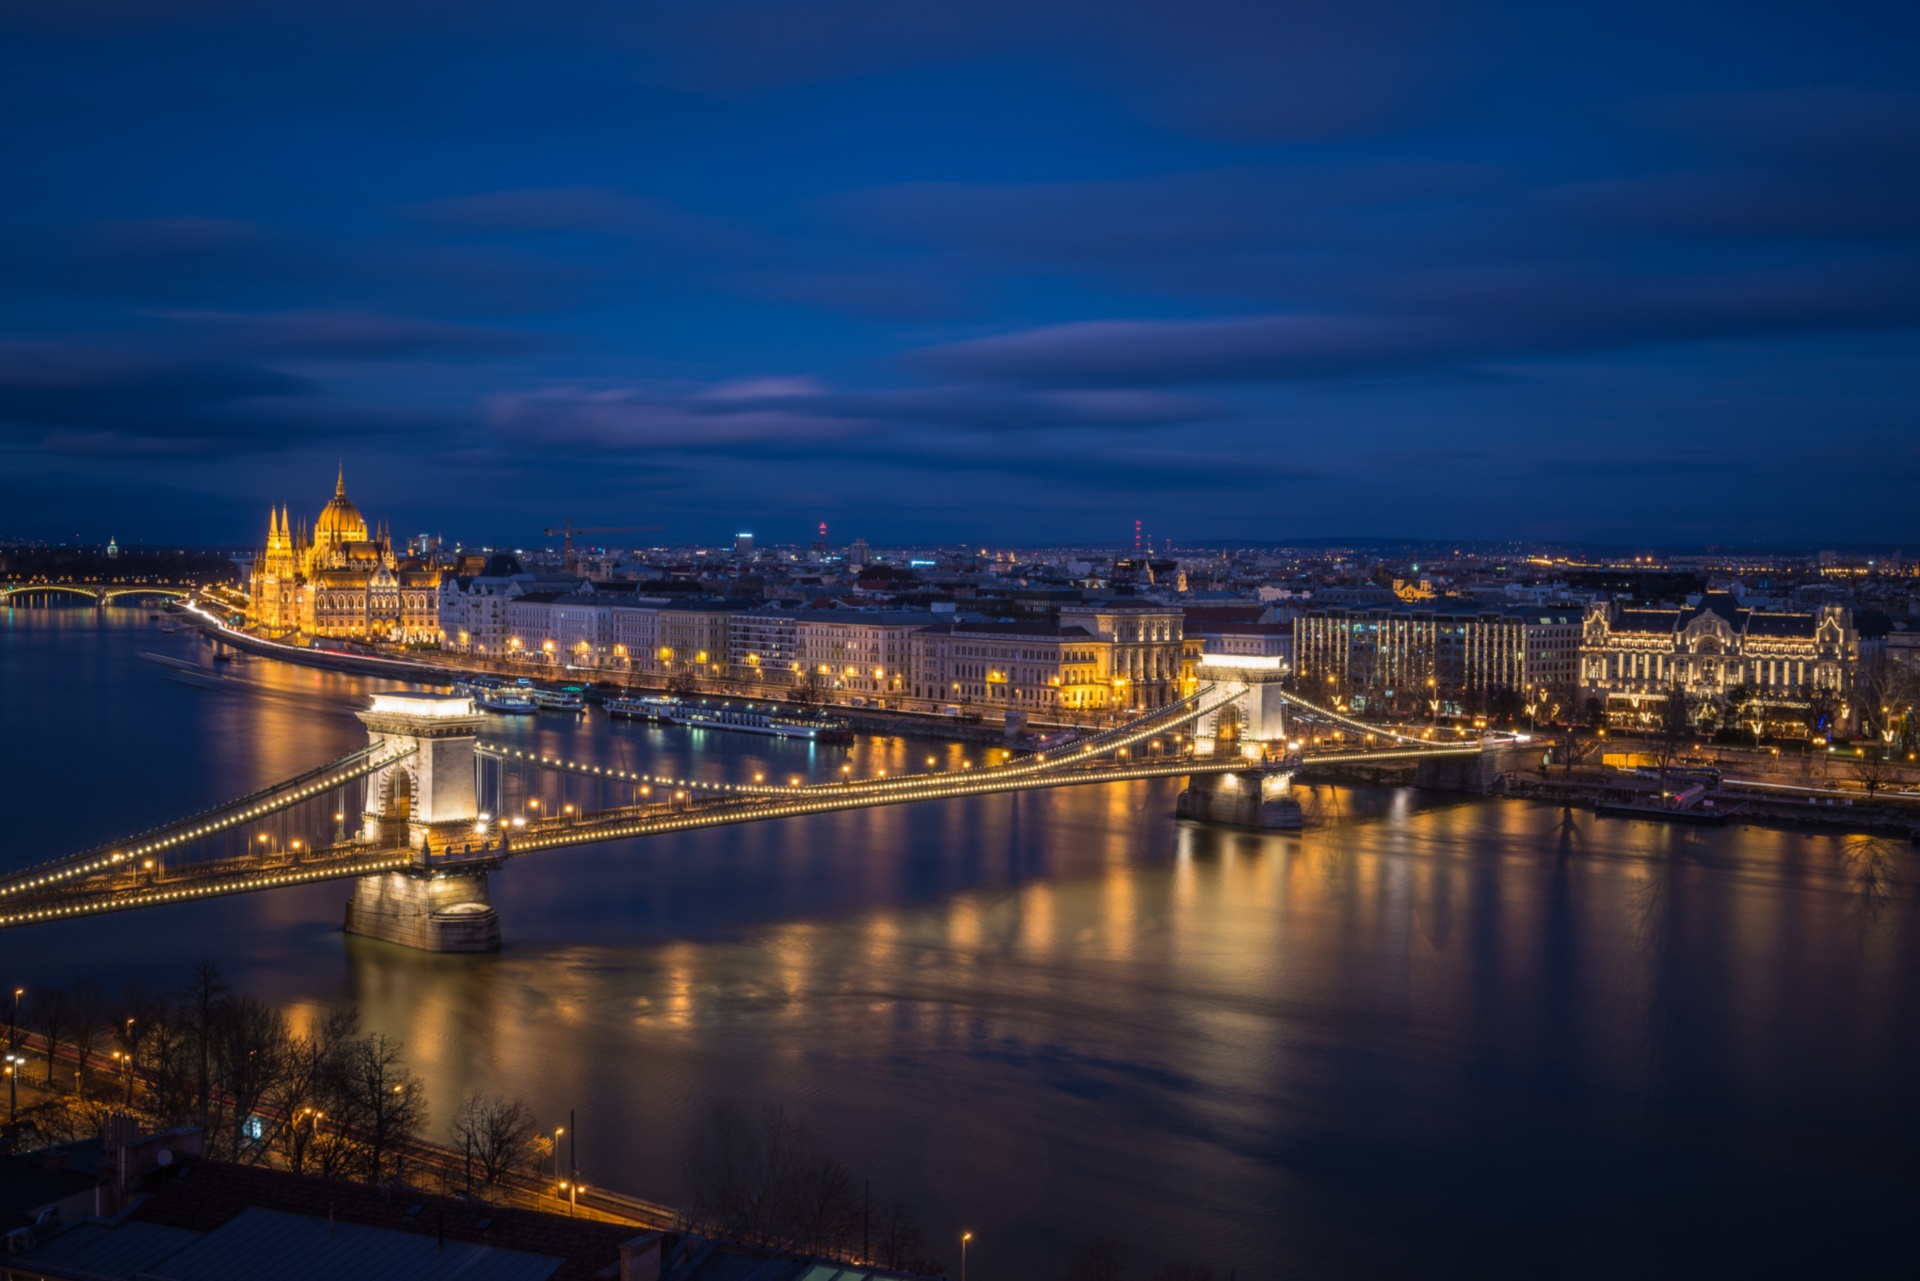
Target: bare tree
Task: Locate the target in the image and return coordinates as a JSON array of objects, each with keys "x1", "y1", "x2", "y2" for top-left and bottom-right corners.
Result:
[
  {"x1": 786, "y1": 1147, "x2": 860, "y2": 1257},
  {"x1": 328, "y1": 1031, "x2": 427, "y2": 1185},
  {"x1": 1555, "y1": 724, "x2": 1598, "y2": 778},
  {"x1": 683, "y1": 1100, "x2": 863, "y2": 1255},
  {"x1": 450, "y1": 1093, "x2": 540, "y2": 1192},
  {"x1": 1805, "y1": 687, "x2": 1842, "y2": 740},
  {"x1": 210, "y1": 995, "x2": 290, "y2": 1161},
  {"x1": 263, "y1": 1005, "x2": 359, "y2": 1172},
  {"x1": 1066, "y1": 1241, "x2": 1127, "y2": 1281},
  {"x1": 32, "y1": 989, "x2": 69, "y2": 1088},
  {"x1": 872, "y1": 1201, "x2": 935, "y2": 1271},
  {"x1": 787, "y1": 669, "x2": 829, "y2": 707},
  {"x1": 1152, "y1": 1265, "x2": 1216, "y2": 1281},
  {"x1": 1851, "y1": 751, "x2": 1900, "y2": 799},
  {"x1": 68, "y1": 984, "x2": 104, "y2": 1095},
  {"x1": 180, "y1": 961, "x2": 231, "y2": 1129},
  {"x1": 1654, "y1": 687, "x2": 1696, "y2": 772}
]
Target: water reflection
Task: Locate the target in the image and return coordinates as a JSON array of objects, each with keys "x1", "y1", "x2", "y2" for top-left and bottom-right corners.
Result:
[{"x1": 6, "y1": 611, "x2": 1920, "y2": 1277}]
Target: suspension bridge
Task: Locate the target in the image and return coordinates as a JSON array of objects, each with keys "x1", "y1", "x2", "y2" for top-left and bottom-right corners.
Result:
[{"x1": 0, "y1": 658, "x2": 1523, "y2": 951}]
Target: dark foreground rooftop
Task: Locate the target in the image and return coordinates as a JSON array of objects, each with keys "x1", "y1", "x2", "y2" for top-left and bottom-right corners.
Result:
[{"x1": 10, "y1": 1159, "x2": 934, "y2": 1281}]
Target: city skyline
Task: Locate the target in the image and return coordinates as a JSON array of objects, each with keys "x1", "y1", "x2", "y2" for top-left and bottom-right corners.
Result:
[{"x1": 4, "y1": 1, "x2": 1918, "y2": 545}]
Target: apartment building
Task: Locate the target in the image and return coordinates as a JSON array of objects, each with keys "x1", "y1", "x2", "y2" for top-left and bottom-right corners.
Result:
[
  {"x1": 910, "y1": 620, "x2": 1109, "y2": 712},
  {"x1": 656, "y1": 601, "x2": 747, "y2": 681},
  {"x1": 794, "y1": 609, "x2": 937, "y2": 701},
  {"x1": 728, "y1": 603, "x2": 800, "y2": 687}
]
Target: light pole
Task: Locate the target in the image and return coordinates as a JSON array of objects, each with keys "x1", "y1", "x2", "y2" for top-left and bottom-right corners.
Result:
[
  {"x1": 5, "y1": 1054, "x2": 19, "y2": 1122},
  {"x1": 552, "y1": 1127, "x2": 565, "y2": 1180},
  {"x1": 962, "y1": 1231, "x2": 973, "y2": 1281}
]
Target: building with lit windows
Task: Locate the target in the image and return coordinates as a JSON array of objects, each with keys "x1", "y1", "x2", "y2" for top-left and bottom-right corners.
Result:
[
  {"x1": 728, "y1": 605, "x2": 800, "y2": 687},
  {"x1": 248, "y1": 467, "x2": 441, "y2": 641},
  {"x1": 656, "y1": 601, "x2": 746, "y2": 683},
  {"x1": 794, "y1": 609, "x2": 935, "y2": 703},
  {"x1": 910, "y1": 621, "x2": 1111, "y2": 713},
  {"x1": 1293, "y1": 605, "x2": 1582, "y2": 714},
  {"x1": 1580, "y1": 594, "x2": 1859, "y2": 734},
  {"x1": 1058, "y1": 602, "x2": 1185, "y2": 710}
]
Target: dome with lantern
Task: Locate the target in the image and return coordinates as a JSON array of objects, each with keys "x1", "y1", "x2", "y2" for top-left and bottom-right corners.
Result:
[{"x1": 313, "y1": 464, "x2": 369, "y2": 546}]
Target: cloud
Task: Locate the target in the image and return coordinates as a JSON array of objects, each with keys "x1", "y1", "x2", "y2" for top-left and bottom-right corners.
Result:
[
  {"x1": 652, "y1": 0, "x2": 1463, "y2": 142},
  {"x1": 157, "y1": 309, "x2": 555, "y2": 359},
  {"x1": 410, "y1": 186, "x2": 764, "y2": 257},
  {"x1": 487, "y1": 385, "x2": 867, "y2": 450},
  {"x1": 486, "y1": 377, "x2": 1226, "y2": 452},
  {"x1": 917, "y1": 315, "x2": 1463, "y2": 386},
  {"x1": 0, "y1": 341, "x2": 457, "y2": 456},
  {"x1": 0, "y1": 344, "x2": 308, "y2": 430}
]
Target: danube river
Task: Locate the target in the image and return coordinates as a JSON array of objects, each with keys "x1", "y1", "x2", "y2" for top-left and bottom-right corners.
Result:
[{"x1": 5, "y1": 607, "x2": 1920, "y2": 1278}]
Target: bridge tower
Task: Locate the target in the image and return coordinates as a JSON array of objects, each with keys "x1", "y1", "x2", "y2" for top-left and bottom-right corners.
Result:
[
  {"x1": 1179, "y1": 658, "x2": 1305, "y2": 828},
  {"x1": 343, "y1": 692, "x2": 502, "y2": 952}
]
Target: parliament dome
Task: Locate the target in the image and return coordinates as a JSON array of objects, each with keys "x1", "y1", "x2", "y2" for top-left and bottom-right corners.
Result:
[{"x1": 314, "y1": 465, "x2": 369, "y2": 544}]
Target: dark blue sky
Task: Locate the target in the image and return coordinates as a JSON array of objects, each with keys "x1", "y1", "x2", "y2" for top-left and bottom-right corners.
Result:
[{"x1": 3, "y1": 1, "x2": 1917, "y2": 549}]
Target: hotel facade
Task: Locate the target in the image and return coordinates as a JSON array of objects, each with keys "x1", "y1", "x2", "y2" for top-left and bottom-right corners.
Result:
[{"x1": 1578, "y1": 594, "x2": 1859, "y2": 734}]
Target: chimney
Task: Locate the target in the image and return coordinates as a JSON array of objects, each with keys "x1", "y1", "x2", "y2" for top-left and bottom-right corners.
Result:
[{"x1": 618, "y1": 1232, "x2": 664, "y2": 1281}]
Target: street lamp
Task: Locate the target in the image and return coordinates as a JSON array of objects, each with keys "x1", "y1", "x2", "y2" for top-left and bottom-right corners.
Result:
[
  {"x1": 962, "y1": 1231, "x2": 973, "y2": 1281},
  {"x1": 552, "y1": 1127, "x2": 566, "y2": 1179}
]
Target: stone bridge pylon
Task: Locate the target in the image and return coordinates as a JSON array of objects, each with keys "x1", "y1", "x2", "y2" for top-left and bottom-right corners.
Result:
[
  {"x1": 1176, "y1": 657, "x2": 1307, "y2": 828},
  {"x1": 343, "y1": 692, "x2": 502, "y2": 952}
]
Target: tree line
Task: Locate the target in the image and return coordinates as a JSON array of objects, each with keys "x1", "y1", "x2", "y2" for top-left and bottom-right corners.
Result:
[
  {"x1": 681, "y1": 1100, "x2": 943, "y2": 1272},
  {"x1": 9, "y1": 962, "x2": 544, "y2": 1195}
]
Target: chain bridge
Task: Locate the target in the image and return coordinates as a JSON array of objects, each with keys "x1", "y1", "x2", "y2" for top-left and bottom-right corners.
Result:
[{"x1": 0, "y1": 658, "x2": 1524, "y2": 952}]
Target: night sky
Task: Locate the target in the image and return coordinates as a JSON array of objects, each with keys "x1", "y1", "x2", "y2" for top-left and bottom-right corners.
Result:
[{"x1": 3, "y1": 1, "x2": 1917, "y2": 548}]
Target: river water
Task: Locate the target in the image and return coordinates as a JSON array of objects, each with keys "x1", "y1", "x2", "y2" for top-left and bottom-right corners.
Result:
[{"x1": 4, "y1": 606, "x2": 1920, "y2": 1278}]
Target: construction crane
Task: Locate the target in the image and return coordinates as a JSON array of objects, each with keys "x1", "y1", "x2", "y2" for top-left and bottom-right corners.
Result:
[{"x1": 544, "y1": 520, "x2": 664, "y2": 575}]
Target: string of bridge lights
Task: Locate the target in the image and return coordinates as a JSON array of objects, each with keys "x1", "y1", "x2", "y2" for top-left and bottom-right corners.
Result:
[
  {"x1": 481, "y1": 684, "x2": 1240, "y2": 807},
  {"x1": 0, "y1": 739, "x2": 1481, "y2": 932},
  {"x1": 3, "y1": 694, "x2": 1234, "y2": 913},
  {"x1": 0, "y1": 855, "x2": 413, "y2": 930},
  {"x1": 512, "y1": 755, "x2": 1252, "y2": 855},
  {"x1": 0, "y1": 742, "x2": 383, "y2": 896},
  {"x1": 0, "y1": 747, "x2": 416, "y2": 901}
]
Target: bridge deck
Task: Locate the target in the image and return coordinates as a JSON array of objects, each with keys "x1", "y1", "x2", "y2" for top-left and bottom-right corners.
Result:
[{"x1": 0, "y1": 743, "x2": 1481, "y2": 930}]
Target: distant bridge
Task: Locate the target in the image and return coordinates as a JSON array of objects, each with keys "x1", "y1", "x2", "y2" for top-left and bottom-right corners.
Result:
[
  {"x1": 1, "y1": 581, "x2": 196, "y2": 604},
  {"x1": 0, "y1": 658, "x2": 1518, "y2": 951}
]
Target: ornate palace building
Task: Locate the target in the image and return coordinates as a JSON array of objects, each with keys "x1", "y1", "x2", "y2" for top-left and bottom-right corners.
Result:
[
  {"x1": 248, "y1": 468, "x2": 442, "y2": 641},
  {"x1": 1579, "y1": 593, "x2": 1859, "y2": 735}
]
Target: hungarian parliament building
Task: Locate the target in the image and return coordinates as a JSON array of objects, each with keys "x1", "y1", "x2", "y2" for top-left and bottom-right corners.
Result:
[{"x1": 247, "y1": 468, "x2": 441, "y2": 641}]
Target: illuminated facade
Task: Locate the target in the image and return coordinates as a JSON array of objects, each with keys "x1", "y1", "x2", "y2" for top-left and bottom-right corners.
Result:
[
  {"x1": 247, "y1": 468, "x2": 441, "y2": 641},
  {"x1": 1058, "y1": 602, "x2": 1186, "y2": 709},
  {"x1": 1580, "y1": 594, "x2": 1859, "y2": 734},
  {"x1": 1293, "y1": 606, "x2": 1582, "y2": 711},
  {"x1": 794, "y1": 610, "x2": 932, "y2": 700},
  {"x1": 910, "y1": 621, "x2": 1111, "y2": 711}
]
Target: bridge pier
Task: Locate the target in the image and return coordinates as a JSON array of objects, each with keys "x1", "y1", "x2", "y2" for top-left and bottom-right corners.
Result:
[
  {"x1": 1176, "y1": 767, "x2": 1304, "y2": 829},
  {"x1": 346, "y1": 691, "x2": 504, "y2": 952},
  {"x1": 344, "y1": 867, "x2": 501, "y2": 952}
]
